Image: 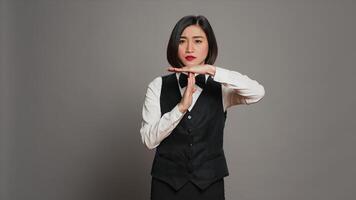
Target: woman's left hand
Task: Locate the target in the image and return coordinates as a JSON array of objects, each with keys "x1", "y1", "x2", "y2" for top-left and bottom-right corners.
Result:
[{"x1": 167, "y1": 64, "x2": 216, "y2": 76}]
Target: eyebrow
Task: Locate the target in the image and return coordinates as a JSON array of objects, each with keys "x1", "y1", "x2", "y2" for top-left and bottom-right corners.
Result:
[{"x1": 180, "y1": 36, "x2": 204, "y2": 39}]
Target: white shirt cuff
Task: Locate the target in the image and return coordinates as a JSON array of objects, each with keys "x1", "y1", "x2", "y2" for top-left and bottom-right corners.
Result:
[{"x1": 212, "y1": 66, "x2": 230, "y2": 83}]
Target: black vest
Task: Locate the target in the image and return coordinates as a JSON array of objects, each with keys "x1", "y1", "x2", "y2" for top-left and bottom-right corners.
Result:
[{"x1": 150, "y1": 73, "x2": 229, "y2": 191}]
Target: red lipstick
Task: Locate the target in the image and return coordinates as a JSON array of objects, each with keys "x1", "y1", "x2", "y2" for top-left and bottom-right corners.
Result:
[{"x1": 185, "y1": 56, "x2": 196, "y2": 61}]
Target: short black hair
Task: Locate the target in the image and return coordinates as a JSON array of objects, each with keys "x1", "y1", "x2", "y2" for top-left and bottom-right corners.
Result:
[{"x1": 167, "y1": 15, "x2": 218, "y2": 68}]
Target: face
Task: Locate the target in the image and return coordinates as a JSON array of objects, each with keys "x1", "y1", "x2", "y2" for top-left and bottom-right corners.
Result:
[{"x1": 178, "y1": 25, "x2": 209, "y2": 67}]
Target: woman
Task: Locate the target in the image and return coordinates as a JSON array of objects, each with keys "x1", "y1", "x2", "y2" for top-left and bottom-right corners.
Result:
[{"x1": 140, "y1": 15, "x2": 265, "y2": 200}]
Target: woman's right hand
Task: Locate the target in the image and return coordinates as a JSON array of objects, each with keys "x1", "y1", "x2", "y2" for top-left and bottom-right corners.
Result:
[{"x1": 178, "y1": 72, "x2": 197, "y2": 113}]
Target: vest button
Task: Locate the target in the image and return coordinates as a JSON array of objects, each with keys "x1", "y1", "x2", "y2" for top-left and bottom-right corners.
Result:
[
  {"x1": 189, "y1": 143, "x2": 193, "y2": 146},
  {"x1": 187, "y1": 115, "x2": 192, "y2": 119},
  {"x1": 187, "y1": 128, "x2": 192, "y2": 133}
]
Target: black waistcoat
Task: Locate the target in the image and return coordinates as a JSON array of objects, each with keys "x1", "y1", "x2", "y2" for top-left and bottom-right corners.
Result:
[{"x1": 150, "y1": 73, "x2": 229, "y2": 191}]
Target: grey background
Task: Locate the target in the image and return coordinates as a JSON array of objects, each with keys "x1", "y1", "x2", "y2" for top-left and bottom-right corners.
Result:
[{"x1": 1, "y1": 0, "x2": 355, "y2": 199}]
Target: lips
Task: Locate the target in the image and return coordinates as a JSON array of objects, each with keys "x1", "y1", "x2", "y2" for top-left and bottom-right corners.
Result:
[{"x1": 185, "y1": 56, "x2": 196, "y2": 61}]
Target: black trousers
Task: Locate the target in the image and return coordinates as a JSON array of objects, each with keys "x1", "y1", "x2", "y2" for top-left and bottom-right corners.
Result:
[{"x1": 150, "y1": 177, "x2": 225, "y2": 200}]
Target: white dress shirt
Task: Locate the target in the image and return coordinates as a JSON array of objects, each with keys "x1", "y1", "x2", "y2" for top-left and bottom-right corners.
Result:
[{"x1": 140, "y1": 66, "x2": 265, "y2": 149}]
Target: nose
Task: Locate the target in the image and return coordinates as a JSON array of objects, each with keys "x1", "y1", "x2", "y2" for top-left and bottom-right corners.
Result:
[{"x1": 186, "y1": 41, "x2": 194, "y2": 53}]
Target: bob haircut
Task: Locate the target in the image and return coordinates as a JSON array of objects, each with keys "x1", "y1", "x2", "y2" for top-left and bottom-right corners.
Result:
[{"x1": 167, "y1": 15, "x2": 218, "y2": 68}]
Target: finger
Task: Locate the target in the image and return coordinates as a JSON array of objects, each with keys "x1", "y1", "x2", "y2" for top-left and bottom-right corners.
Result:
[
  {"x1": 167, "y1": 67, "x2": 179, "y2": 72},
  {"x1": 177, "y1": 67, "x2": 191, "y2": 73},
  {"x1": 188, "y1": 73, "x2": 195, "y2": 92},
  {"x1": 187, "y1": 73, "x2": 192, "y2": 87},
  {"x1": 188, "y1": 72, "x2": 195, "y2": 83},
  {"x1": 192, "y1": 72, "x2": 195, "y2": 82},
  {"x1": 167, "y1": 67, "x2": 174, "y2": 71}
]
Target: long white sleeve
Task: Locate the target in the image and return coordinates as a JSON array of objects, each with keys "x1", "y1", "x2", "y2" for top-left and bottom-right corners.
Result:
[
  {"x1": 212, "y1": 66, "x2": 265, "y2": 110},
  {"x1": 140, "y1": 67, "x2": 265, "y2": 150},
  {"x1": 140, "y1": 76, "x2": 186, "y2": 150}
]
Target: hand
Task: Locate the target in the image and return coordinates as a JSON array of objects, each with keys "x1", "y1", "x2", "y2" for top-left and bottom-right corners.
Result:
[
  {"x1": 178, "y1": 72, "x2": 197, "y2": 113},
  {"x1": 167, "y1": 64, "x2": 216, "y2": 76}
]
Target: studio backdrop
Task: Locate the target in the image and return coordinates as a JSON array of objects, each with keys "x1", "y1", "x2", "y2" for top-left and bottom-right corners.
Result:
[{"x1": 1, "y1": 0, "x2": 355, "y2": 200}]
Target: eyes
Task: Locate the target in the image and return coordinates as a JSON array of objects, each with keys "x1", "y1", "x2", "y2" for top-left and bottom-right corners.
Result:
[{"x1": 179, "y1": 39, "x2": 203, "y2": 44}]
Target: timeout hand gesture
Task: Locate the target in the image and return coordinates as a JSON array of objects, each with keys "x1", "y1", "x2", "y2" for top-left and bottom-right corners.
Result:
[{"x1": 167, "y1": 64, "x2": 216, "y2": 113}]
